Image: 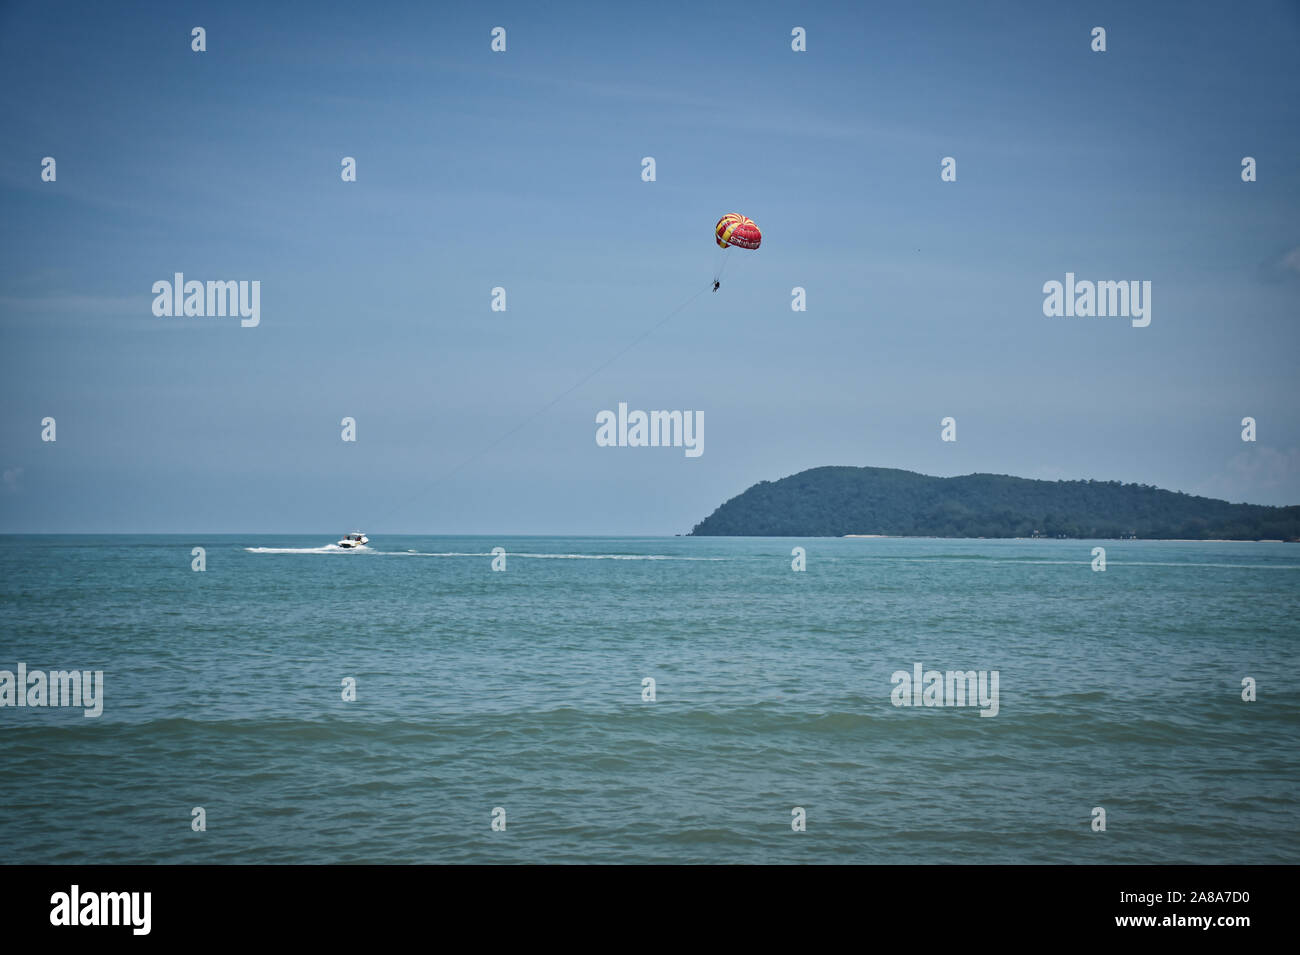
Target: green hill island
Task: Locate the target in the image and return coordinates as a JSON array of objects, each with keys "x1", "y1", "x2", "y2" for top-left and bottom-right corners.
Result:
[{"x1": 688, "y1": 466, "x2": 1300, "y2": 540}]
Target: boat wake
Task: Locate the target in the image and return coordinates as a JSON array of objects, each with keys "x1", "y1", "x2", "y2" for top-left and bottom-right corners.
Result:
[
  {"x1": 390, "y1": 551, "x2": 727, "y2": 560},
  {"x1": 244, "y1": 544, "x2": 373, "y2": 554},
  {"x1": 243, "y1": 547, "x2": 720, "y2": 560}
]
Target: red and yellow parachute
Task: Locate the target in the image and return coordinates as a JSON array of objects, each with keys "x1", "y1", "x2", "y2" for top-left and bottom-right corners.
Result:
[{"x1": 715, "y1": 213, "x2": 762, "y2": 250}]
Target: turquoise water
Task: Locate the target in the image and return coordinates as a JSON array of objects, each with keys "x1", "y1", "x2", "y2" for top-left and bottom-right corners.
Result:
[{"x1": 1, "y1": 535, "x2": 1297, "y2": 864}]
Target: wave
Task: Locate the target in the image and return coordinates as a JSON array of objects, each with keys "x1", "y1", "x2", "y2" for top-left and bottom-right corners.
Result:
[
  {"x1": 243, "y1": 547, "x2": 724, "y2": 560},
  {"x1": 387, "y1": 551, "x2": 727, "y2": 560},
  {"x1": 244, "y1": 544, "x2": 372, "y2": 554},
  {"x1": 239, "y1": 547, "x2": 1297, "y2": 568},
  {"x1": 875, "y1": 557, "x2": 1300, "y2": 569}
]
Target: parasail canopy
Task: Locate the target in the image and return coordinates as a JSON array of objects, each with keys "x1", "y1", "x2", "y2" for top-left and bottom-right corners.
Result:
[{"x1": 715, "y1": 213, "x2": 761, "y2": 250}]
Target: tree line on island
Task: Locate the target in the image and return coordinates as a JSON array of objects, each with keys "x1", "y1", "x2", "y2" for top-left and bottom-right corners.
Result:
[{"x1": 688, "y1": 466, "x2": 1300, "y2": 540}]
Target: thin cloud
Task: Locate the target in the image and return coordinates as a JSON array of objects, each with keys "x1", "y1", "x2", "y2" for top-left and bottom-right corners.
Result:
[
  {"x1": 1, "y1": 467, "x2": 23, "y2": 493},
  {"x1": 1258, "y1": 245, "x2": 1300, "y2": 283}
]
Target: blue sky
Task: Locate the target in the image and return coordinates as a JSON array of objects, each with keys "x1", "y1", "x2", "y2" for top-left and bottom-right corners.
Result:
[{"x1": 2, "y1": 0, "x2": 1298, "y2": 533}]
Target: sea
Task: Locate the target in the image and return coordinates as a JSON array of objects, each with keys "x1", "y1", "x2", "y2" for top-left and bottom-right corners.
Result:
[{"x1": 1, "y1": 535, "x2": 1297, "y2": 864}]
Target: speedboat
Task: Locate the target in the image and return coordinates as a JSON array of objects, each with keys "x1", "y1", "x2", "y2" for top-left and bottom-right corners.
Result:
[{"x1": 337, "y1": 531, "x2": 369, "y2": 549}]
